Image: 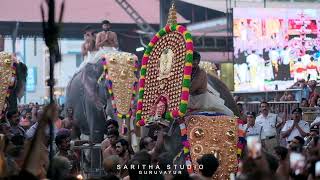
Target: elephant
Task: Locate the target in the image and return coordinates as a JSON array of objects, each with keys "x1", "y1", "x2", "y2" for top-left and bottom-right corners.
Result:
[
  {"x1": 0, "y1": 52, "x2": 27, "y2": 120},
  {"x1": 65, "y1": 55, "x2": 239, "y2": 143},
  {"x1": 65, "y1": 50, "x2": 240, "y2": 176},
  {"x1": 65, "y1": 50, "x2": 139, "y2": 143}
]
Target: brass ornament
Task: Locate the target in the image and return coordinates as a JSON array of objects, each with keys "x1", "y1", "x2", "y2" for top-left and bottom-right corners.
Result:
[
  {"x1": 106, "y1": 52, "x2": 137, "y2": 115},
  {"x1": 187, "y1": 115, "x2": 238, "y2": 180},
  {"x1": 0, "y1": 52, "x2": 15, "y2": 116}
]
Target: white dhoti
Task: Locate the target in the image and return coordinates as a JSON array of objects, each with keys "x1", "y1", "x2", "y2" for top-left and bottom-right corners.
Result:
[{"x1": 188, "y1": 84, "x2": 234, "y2": 116}]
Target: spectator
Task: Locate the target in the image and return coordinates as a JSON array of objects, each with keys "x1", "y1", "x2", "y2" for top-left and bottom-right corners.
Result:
[
  {"x1": 290, "y1": 79, "x2": 310, "y2": 102},
  {"x1": 281, "y1": 108, "x2": 310, "y2": 145},
  {"x1": 101, "y1": 120, "x2": 121, "y2": 151},
  {"x1": 280, "y1": 91, "x2": 294, "y2": 101},
  {"x1": 51, "y1": 156, "x2": 72, "y2": 180},
  {"x1": 61, "y1": 107, "x2": 74, "y2": 130},
  {"x1": 305, "y1": 125, "x2": 319, "y2": 147},
  {"x1": 156, "y1": 152, "x2": 174, "y2": 180},
  {"x1": 115, "y1": 139, "x2": 133, "y2": 166},
  {"x1": 274, "y1": 146, "x2": 289, "y2": 180},
  {"x1": 310, "y1": 113, "x2": 320, "y2": 129},
  {"x1": 308, "y1": 80, "x2": 319, "y2": 107},
  {"x1": 103, "y1": 129, "x2": 120, "y2": 159},
  {"x1": 196, "y1": 154, "x2": 219, "y2": 179},
  {"x1": 256, "y1": 101, "x2": 282, "y2": 153},
  {"x1": 115, "y1": 139, "x2": 133, "y2": 178},
  {"x1": 243, "y1": 112, "x2": 265, "y2": 141},
  {"x1": 139, "y1": 129, "x2": 165, "y2": 162},
  {"x1": 6, "y1": 111, "x2": 25, "y2": 137},
  {"x1": 103, "y1": 155, "x2": 120, "y2": 178},
  {"x1": 288, "y1": 136, "x2": 305, "y2": 153},
  {"x1": 55, "y1": 129, "x2": 79, "y2": 175},
  {"x1": 19, "y1": 110, "x2": 31, "y2": 130},
  {"x1": 300, "y1": 98, "x2": 309, "y2": 108},
  {"x1": 123, "y1": 151, "x2": 152, "y2": 180}
]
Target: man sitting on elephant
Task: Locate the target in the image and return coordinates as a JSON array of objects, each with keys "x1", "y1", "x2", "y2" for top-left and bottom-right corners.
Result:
[{"x1": 188, "y1": 51, "x2": 234, "y2": 116}]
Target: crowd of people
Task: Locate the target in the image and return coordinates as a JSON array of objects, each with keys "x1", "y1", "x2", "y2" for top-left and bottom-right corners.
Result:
[
  {"x1": 0, "y1": 91, "x2": 319, "y2": 180},
  {"x1": 236, "y1": 96, "x2": 320, "y2": 179},
  {"x1": 0, "y1": 102, "x2": 224, "y2": 180}
]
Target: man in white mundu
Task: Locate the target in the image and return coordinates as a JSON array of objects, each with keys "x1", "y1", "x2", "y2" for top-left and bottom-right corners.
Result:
[{"x1": 188, "y1": 51, "x2": 234, "y2": 116}]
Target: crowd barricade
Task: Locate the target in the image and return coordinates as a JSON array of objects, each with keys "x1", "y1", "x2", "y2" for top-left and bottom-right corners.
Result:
[
  {"x1": 237, "y1": 101, "x2": 300, "y2": 115},
  {"x1": 238, "y1": 101, "x2": 319, "y2": 123},
  {"x1": 72, "y1": 144, "x2": 104, "y2": 178},
  {"x1": 301, "y1": 107, "x2": 320, "y2": 123}
]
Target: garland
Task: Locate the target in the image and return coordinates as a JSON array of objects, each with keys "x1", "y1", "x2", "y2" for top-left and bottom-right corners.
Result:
[
  {"x1": 100, "y1": 56, "x2": 138, "y2": 120},
  {"x1": 178, "y1": 118, "x2": 193, "y2": 174},
  {"x1": 136, "y1": 24, "x2": 193, "y2": 126}
]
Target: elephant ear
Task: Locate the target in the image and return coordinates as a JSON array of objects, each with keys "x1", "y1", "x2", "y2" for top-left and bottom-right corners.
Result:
[{"x1": 16, "y1": 62, "x2": 28, "y2": 100}]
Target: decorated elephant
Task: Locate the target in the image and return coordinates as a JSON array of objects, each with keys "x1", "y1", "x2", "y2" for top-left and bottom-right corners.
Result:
[
  {"x1": 0, "y1": 52, "x2": 27, "y2": 120},
  {"x1": 65, "y1": 49, "x2": 139, "y2": 143}
]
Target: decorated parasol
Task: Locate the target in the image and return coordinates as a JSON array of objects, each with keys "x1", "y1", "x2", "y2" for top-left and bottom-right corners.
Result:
[
  {"x1": 136, "y1": 3, "x2": 193, "y2": 126},
  {"x1": 135, "y1": 2, "x2": 194, "y2": 173}
]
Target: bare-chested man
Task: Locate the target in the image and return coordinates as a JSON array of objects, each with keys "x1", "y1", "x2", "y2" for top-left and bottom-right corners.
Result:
[
  {"x1": 61, "y1": 107, "x2": 74, "y2": 130},
  {"x1": 188, "y1": 51, "x2": 234, "y2": 116},
  {"x1": 81, "y1": 26, "x2": 96, "y2": 59},
  {"x1": 95, "y1": 20, "x2": 119, "y2": 49}
]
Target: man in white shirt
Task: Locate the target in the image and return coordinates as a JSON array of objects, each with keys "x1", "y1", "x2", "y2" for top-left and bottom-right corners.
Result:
[
  {"x1": 243, "y1": 112, "x2": 265, "y2": 141},
  {"x1": 255, "y1": 101, "x2": 283, "y2": 153},
  {"x1": 281, "y1": 108, "x2": 310, "y2": 144}
]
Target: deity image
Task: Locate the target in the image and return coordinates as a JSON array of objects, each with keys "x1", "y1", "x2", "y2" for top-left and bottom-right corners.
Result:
[
  {"x1": 158, "y1": 49, "x2": 174, "y2": 81},
  {"x1": 147, "y1": 95, "x2": 170, "y2": 127}
]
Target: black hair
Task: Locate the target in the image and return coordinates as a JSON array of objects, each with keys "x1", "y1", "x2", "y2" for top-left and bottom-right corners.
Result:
[
  {"x1": 265, "y1": 153, "x2": 279, "y2": 174},
  {"x1": 197, "y1": 154, "x2": 219, "y2": 177},
  {"x1": 116, "y1": 139, "x2": 128, "y2": 148},
  {"x1": 157, "y1": 152, "x2": 173, "y2": 171},
  {"x1": 260, "y1": 101, "x2": 269, "y2": 107},
  {"x1": 294, "y1": 136, "x2": 305, "y2": 146},
  {"x1": 193, "y1": 51, "x2": 201, "y2": 62},
  {"x1": 116, "y1": 138, "x2": 134, "y2": 155},
  {"x1": 106, "y1": 120, "x2": 119, "y2": 129},
  {"x1": 55, "y1": 129, "x2": 71, "y2": 146},
  {"x1": 246, "y1": 111, "x2": 256, "y2": 118},
  {"x1": 102, "y1": 20, "x2": 110, "y2": 25},
  {"x1": 274, "y1": 146, "x2": 288, "y2": 161},
  {"x1": 139, "y1": 136, "x2": 151, "y2": 150},
  {"x1": 127, "y1": 151, "x2": 152, "y2": 180},
  {"x1": 107, "y1": 129, "x2": 119, "y2": 137},
  {"x1": 6, "y1": 111, "x2": 18, "y2": 120}
]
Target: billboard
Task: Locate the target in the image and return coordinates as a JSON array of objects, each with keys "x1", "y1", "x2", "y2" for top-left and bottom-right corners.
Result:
[{"x1": 233, "y1": 8, "x2": 320, "y2": 91}]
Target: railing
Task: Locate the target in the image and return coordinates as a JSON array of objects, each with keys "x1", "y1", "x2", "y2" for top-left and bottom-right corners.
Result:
[
  {"x1": 72, "y1": 144, "x2": 104, "y2": 178},
  {"x1": 301, "y1": 107, "x2": 320, "y2": 123},
  {"x1": 238, "y1": 101, "x2": 300, "y2": 115},
  {"x1": 238, "y1": 101, "x2": 319, "y2": 123}
]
